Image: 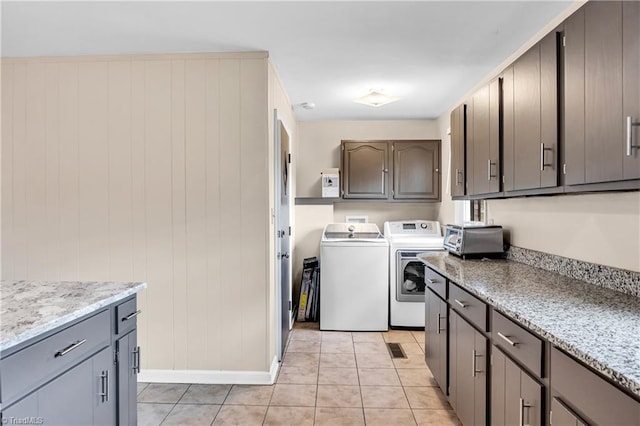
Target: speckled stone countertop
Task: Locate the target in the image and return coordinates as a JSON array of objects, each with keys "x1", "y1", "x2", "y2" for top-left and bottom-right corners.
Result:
[
  {"x1": 0, "y1": 280, "x2": 147, "y2": 352},
  {"x1": 417, "y1": 252, "x2": 640, "y2": 398}
]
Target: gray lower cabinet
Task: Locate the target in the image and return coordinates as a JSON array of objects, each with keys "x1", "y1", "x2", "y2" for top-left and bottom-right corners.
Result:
[
  {"x1": 449, "y1": 309, "x2": 487, "y2": 426},
  {"x1": 0, "y1": 297, "x2": 138, "y2": 425},
  {"x1": 550, "y1": 398, "x2": 587, "y2": 426},
  {"x1": 491, "y1": 346, "x2": 543, "y2": 426},
  {"x1": 117, "y1": 329, "x2": 139, "y2": 426},
  {"x1": 425, "y1": 288, "x2": 447, "y2": 395}
]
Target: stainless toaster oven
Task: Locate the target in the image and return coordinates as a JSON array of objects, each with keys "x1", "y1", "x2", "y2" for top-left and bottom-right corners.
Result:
[{"x1": 443, "y1": 224, "x2": 504, "y2": 258}]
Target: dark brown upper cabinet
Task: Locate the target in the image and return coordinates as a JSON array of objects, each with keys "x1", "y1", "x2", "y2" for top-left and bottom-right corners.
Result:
[
  {"x1": 467, "y1": 78, "x2": 500, "y2": 196},
  {"x1": 503, "y1": 30, "x2": 559, "y2": 192},
  {"x1": 450, "y1": 104, "x2": 466, "y2": 198},
  {"x1": 341, "y1": 141, "x2": 389, "y2": 199},
  {"x1": 341, "y1": 140, "x2": 441, "y2": 201},
  {"x1": 564, "y1": 1, "x2": 640, "y2": 185}
]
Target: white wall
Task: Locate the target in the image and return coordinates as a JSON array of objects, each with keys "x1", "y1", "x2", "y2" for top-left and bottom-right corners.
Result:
[{"x1": 1, "y1": 52, "x2": 283, "y2": 380}]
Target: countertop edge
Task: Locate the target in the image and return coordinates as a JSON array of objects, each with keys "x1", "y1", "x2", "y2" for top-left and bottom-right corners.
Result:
[
  {"x1": 0, "y1": 282, "x2": 147, "y2": 353},
  {"x1": 419, "y1": 257, "x2": 640, "y2": 399}
]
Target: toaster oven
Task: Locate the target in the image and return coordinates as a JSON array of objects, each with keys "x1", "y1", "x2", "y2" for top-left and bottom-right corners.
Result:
[{"x1": 444, "y1": 224, "x2": 504, "y2": 258}]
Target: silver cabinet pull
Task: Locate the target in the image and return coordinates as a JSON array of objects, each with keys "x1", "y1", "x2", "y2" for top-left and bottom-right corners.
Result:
[
  {"x1": 497, "y1": 332, "x2": 519, "y2": 346},
  {"x1": 436, "y1": 313, "x2": 444, "y2": 334},
  {"x1": 99, "y1": 370, "x2": 109, "y2": 403},
  {"x1": 426, "y1": 278, "x2": 438, "y2": 284},
  {"x1": 132, "y1": 346, "x2": 141, "y2": 374},
  {"x1": 540, "y1": 143, "x2": 553, "y2": 171},
  {"x1": 626, "y1": 116, "x2": 640, "y2": 156},
  {"x1": 519, "y1": 397, "x2": 532, "y2": 426},
  {"x1": 472, "y1": 349, "x2": 483, "y2": 377},
  {"x1": 122, "y1": 310, "x2": 142, "y2": 322},
  {"x1": 55, "y1": 339, "x2": 87, "y2": 357},
  {"x1": 454, "y1": 299, "x2": 467, "y2": 308}
]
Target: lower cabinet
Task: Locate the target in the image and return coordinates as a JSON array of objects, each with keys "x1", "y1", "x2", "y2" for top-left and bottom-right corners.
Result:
[
  {"x1": 450, "y1": 310, "x2": 488, "y2": 426},
  {"x1": 550, "y1": 397, "x2": 587, "y2": 426},
  {"x1": 491, "y1": 346, "x2": 543, "y2": 426},
  {"x1": 117, "y1": 329, "x2": 139, "y2": 426},
  {"x1": 425, "y1": 288, "x2": 448, "y2": 395}
]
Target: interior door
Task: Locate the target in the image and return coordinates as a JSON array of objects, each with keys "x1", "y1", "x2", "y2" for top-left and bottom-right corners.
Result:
[{"x1": 275, "y1": 112, "x2": 291, "y2": 361}]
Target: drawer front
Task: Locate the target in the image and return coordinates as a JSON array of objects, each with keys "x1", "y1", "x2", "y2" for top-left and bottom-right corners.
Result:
[
  {"x1": 0, "y1": 309, "x2": 111, "y2": 406},
  {"x1": 448, "y1": 282, "x2": 488, "y2": 331},
  {"x1": 425, "y1": 267, "x2": 447, "y2": 300},
  {"x1": 551, "y1": 347, "x2": 640, "y2": 426},
  {"x1": 492, "y1": 311, "x2": 543, "y2": 377},
  {"x1": 116, "y1": 297, "x2": 139, "y2": 336}
]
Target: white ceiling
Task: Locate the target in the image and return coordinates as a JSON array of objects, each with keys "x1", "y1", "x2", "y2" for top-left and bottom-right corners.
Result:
[{"x1": 1, "y1": 1, "x2": 572, "y2": 121}]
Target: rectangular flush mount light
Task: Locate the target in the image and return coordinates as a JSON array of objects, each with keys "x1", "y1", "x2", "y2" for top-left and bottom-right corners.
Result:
[{"x1": 354, "y1": 89, "x2": 400, "y2": 107}]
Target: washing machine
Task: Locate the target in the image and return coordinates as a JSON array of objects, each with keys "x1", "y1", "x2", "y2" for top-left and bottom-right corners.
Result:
[
  {"x1": 320, "y1": 223, "x2": 389, "y2": 331},
  {"x1": 384, "y1": 220, "x2": 444, "y2": 328}
]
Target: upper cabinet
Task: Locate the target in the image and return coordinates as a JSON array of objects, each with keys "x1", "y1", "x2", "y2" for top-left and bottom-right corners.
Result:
[
  {"x1": 450, "y1": 104, "x2": 466, "y2": 198},
  {"x1": 503, "y1": 30, "x2": 559, "y2": 192},
  {"x1": 341, "y1": 140, "x2": 441, "y2": 201},
  {"x1": 564, "y1": 1, "x2": 640, "y2": 185},
  {"x1": 467, "y1": 78, "x2": 501, "y2": 196}
]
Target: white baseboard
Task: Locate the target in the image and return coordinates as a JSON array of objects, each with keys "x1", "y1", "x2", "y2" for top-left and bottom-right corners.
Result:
[{"x1": 138, "y1": 356, "x2": 280, "y2": 385}]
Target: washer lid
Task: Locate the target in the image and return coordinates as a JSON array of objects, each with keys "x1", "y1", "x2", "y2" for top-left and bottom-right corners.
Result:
[{"x1": 323, "y1": 223, "x2": 385, "y2": 242}]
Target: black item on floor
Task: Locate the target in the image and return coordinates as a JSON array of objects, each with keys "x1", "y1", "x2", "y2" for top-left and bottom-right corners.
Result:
[{"x1": 297, "y1": 257, "x2": 320, "y2": 322}]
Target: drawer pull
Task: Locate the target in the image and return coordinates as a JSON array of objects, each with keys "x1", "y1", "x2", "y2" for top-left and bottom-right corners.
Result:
[
  {"x1": 54, "y1": 338, "x2": 87, "y2": 357},
  {"x1": 426, "y1": 278, "x2": 439, "y2": 284},
  {"x1": 454, "y1": 299, "x2": 467, "y2": 308},
  {"x1": 122, "y1": 310, "x2": 142, "y2": 322},
  {"x1": 498, "y1": 332, "x2": 519, "y2": 346}
]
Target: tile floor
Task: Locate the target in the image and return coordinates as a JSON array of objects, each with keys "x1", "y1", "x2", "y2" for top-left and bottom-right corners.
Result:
[{"x1": 137, "y1": 326, "x2": 461, "y2": 425}]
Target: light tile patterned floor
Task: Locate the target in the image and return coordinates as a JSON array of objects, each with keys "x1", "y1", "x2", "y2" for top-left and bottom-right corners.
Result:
[{"x1": 137, "y1": 325, "x2": 461, "y2": 425}]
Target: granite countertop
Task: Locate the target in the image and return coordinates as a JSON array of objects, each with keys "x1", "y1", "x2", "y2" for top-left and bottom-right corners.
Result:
[
  {"x1": 418, "y1": 252, "x2": 640, "y2": 398},
  {"x1": 0, "y1": 280, "x2": 147, "y2": 352}
]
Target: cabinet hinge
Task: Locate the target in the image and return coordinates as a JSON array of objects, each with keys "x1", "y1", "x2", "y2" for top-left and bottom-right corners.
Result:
[
  {"x1": 562, "y1": 35, "x2": 566, "y2": 47},
  {"x1": 288, "y1": 226, "x2": 291, "y2": 236},
  {"x1": 288, "y1": 153, "x2": 291, "y2": 164},
  {"x1": 563, "y1": 163, "x2": 567, "y2": 175},
  {"x1": 114, "y1": 349, "x2": 119, "y2": 365}
]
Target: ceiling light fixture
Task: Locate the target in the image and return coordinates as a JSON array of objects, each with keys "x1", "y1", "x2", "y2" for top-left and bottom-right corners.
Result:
[{"x1": 354, "y1": 89, "x2": 400, "y2": 107}]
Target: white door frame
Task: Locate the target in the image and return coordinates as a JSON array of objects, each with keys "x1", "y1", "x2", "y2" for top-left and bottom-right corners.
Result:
[{"x1": 274, "y1": 109, "x2": 293, "y2": 361}]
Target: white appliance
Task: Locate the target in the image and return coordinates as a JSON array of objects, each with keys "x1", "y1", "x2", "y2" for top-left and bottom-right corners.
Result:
[
  {"x1": 384, "y1": 220, "x2": 444, "y2": 328},
  {"x1": 320, "y1": 223, "x2": 389, "y2": 331},
  {"x1": 321, "y1": 168, "x2": 340, "y2": 198}
]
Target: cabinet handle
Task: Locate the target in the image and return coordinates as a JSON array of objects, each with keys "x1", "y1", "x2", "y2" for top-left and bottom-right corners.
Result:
[
  {"x1": 122, "y1": 310, "x2": 142, "y2": 322},
  {"x1": 497, "y1": 332, "x2": 519, "y2": 346},
  {"x1": 99, "y1": 370, "x2": 109, "y2": 403},
  {"x1": 540, "y1": 143, "x2": 553, "y2": 171},
  {"x1": 519, "y1": 397, "x2": 532, "y2": 426},
  {"x1": 426, "y1": 278, "x2": 438, "y2": 284},
  {"x1": 455, "y1": 169, "x2": 463, "y2": 185},
  {"x1": 626, "y1": 116, "x2": 640, "y2": 156},
  {"x1": 472, "y1": 349, "x2": 482, "y2": 377},
  {"x1": 55, "y1": 339, "x2": 87, "y2": 357},
  {"x1": 487, "y1": 160, "x2": 497, "y2": 181},
  {"x1": 436, "y1": 313, "x2": 444, "y2": 334},
  {"x1": 454, "y1": 299, "x2": 467, "y2": 309}
]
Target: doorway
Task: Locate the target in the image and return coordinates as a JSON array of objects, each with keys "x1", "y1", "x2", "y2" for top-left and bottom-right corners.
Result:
[{"x1": 274, "y1": 110, "x2": 292, "y2": 361}]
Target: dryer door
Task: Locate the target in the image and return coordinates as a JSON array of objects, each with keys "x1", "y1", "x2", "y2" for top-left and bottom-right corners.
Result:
[{"x1": 396, "y1": 251, "x2": 426, "y2": 302}]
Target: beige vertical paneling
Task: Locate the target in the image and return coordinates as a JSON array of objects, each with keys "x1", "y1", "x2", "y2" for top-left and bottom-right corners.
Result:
[
  {"x1": 108, "y1": 61, "x2": 133, "y2": 281},
  {"x1": 44, "y1": 63, "x2": 60, "y2": 280},
  {"x1": 204, "y1": 59, "x2": 222, "y2": 368},
  {"x1": 131, "y1": 61, "x2": 148, "y2": 360},
  {"x1": 219, "y1": 59, "x2": 242, "y2": 370},
  {"x1": 78, "y1": 62, "x2": 109, "y2": 280},
  {"x1": 144, "y1": 60, "x2": 174, "y2": 369},
  {"x1": 57, "y1": 63, "x2": 80, "y2": 281},
  {"x1": 25, "y1": 63, "x2": 47, "y2": 279},
  {"x1": 12, "y1": 63, "x2": 27, "y2": 279},
  {"x1": 171, "y1": 60, "x2": 188, "y2": 370},
  {"x1": 185, "y1": 59, "x2": 209, "y2": 369},
  {"x1": 240, "y1": 59, "x2": 268, "y2": 370},
  {"x1": 1, "y1": 64, "x2": 14, "y2": 279}
]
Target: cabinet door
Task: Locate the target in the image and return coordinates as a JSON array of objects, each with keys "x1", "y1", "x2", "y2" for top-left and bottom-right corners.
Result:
[
  {"x1": 563, "y1": 7, "x2": 586, "y2": 185},
  {"x1": 425, "y1": 289, "x2": 447, "y2": 395},
  {"x1": 451, "y1": 104, "x2": 466, "y2": 197},
  {"x1": 1, "y1": 391, "x2": 39, "y2": 420},
  {"x1": 551, "y1": 397, "x2": 586, "y2": 426},
  {"x1": 450, "y1": 310, "x2": 487, "y2": 426},
  {"x1": 623, "y1": 0, "x2": 640, "y2": 179},
  {"x1": 521, "y1": 368, "x2": 543, "y2": 426},
  {"x1": 342, "y1": 141, "x2": 389, "y2": 199},
  {"x1": 502, "y1": 66, "x2": 515, "y2": 191},
  {"x1": 93, "y1": 347, "x2": 116, "y2": 425},
  {"x1": 117, "y1": 330, "x2": 138, "y2": 426},
  {"x1": 584, "y1": 1, "x2": 623, "y2": 184},
  {"x1": 39, "y1": 357, "x2": 94, "y2": 425},
  {"x1": 470, "y1": 85, "x2": 491, "y2": 195},
  {"x1": 540, "y1": 31, "x2": 559, "y2": 188},
  {"x1": 392, "y1": 141, "x2": 440, "y2": 200}
]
